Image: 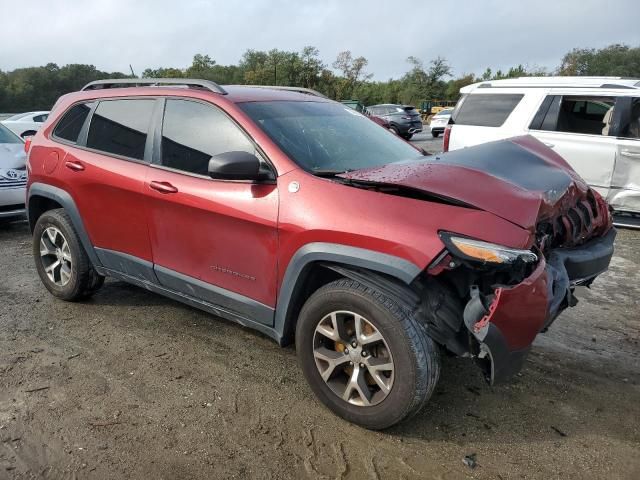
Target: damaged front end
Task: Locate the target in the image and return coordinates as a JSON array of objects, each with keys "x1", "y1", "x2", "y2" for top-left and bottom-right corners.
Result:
[{"x1": 424, "y1": 193, "x2": 616, "y2": 385}]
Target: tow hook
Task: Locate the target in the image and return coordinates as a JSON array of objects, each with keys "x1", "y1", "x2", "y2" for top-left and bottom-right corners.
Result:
[{"x1": 463, "y1": 285, "x2": 502, "y2": 342}]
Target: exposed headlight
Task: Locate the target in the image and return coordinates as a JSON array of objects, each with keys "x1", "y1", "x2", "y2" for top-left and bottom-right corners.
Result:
[{"x1": 440, "y1": 233, "x2": 538, "y2": 265}]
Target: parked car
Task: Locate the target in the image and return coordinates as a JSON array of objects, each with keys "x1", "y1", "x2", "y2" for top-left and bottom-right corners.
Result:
[
  {"x1": 0, "y1": 124, "x2": 27, "y2": 221},
  {"x1": 429, "y1": 108, "x2": 453, "y2": 137},
  {"x1": 2, "y1": 111, "x2": 50, "y2": 138},
  {"x1": 444, "y1": 76, "x2": 640, "y2": 225},
  {"x1": 26, "y1": 78, "x2": 615, "y2": 429},
  {"x1": 367, "y1": 104, "x2": 422, "y2": 139},
  {"x1": 340, "y1": 100, "x2": 390, "y2": 129}
]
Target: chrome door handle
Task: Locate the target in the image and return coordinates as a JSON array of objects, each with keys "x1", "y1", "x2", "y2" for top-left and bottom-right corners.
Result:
[
  {"x1": 149, "y1": 180, "x2": 178, "y2": 194},
  {"x1": 621, "y1": 149, "x2": 640, "y2": 158},
  {"x1": 65, "y1": 160, "x2": 85, "y2": 171}
]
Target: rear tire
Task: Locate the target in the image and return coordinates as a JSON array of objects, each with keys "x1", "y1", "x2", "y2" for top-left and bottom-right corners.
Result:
[
  {"x1": 33, "y1": 209, "x2": 104, "y2": 301},
  {"x1": 389, "y1": 126, "x2": 400, "y2": 136},
  {"x1": 296, "y1": 278, "x2": 440, "y2": 429}
]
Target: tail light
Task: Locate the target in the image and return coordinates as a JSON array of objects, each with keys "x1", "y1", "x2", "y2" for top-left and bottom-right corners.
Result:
[
  {"x1": 443, "y1": 125, "x2": 451, "y2": 152},
  {"x1": 24, "y1": 137, "x2": 32, "y2": 154}
]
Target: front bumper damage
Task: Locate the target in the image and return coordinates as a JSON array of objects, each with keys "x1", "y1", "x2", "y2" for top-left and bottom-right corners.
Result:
[{"x1": 463, "y1": 228, "x2": 616, "y2": 384}]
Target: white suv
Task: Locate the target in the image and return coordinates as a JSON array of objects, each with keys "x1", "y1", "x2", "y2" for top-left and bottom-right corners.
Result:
[{"x1": 445, "y1": 76, "x2": 640, "y2": 225}]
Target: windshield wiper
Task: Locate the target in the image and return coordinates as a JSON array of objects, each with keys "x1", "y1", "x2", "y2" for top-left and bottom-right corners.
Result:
[{"x1": 311, "y1": 169, "x2": 353, "y2": 177}]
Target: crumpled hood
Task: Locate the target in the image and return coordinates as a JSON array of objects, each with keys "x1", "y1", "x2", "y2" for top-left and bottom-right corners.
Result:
[
  {"x1": 339, "y1": 136, "x2": 590, "y2": 230},
  {"x1": 0, "y1": 143, "x2": 27, "y2": 169}
]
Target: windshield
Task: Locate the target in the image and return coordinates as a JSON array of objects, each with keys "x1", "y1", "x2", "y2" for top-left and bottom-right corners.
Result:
[
  {"x1": 0, "y1": 124, "x2": 22, "y2": 144},
  {"x1": 240, "y1": 101, "x2": 423, "y2": 173}
]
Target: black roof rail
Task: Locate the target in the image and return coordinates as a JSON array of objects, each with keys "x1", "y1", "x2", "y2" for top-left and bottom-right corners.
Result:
[
  {"x1": 81, "y1": 78, "x2": 227, "y2": 95},
  {"x1": 229, "y1": 85, "x2": 327, "y2": 98}
]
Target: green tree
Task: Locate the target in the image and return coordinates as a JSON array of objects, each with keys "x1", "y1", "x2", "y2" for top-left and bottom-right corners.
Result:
[
  {"x1": 559, "y1": 44, "x2": 640, "y2": 76},
  {"x1": 332, "y1": 51, "x2": 372, "y2": 99}
]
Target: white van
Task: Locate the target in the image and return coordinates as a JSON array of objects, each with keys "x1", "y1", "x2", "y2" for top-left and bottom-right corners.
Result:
[{"x1": 445, "y1": 77, "x2": 640, "y2": 226}]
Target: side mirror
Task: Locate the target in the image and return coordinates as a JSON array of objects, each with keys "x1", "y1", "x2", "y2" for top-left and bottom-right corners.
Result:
[{"x1": 208, "y1": 151, "x2": 265, "y2": 181}]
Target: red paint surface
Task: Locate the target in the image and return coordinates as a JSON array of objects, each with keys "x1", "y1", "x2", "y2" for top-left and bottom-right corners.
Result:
[{"x1": 488, "y1": 259, "x2": 550, "y2": 350}]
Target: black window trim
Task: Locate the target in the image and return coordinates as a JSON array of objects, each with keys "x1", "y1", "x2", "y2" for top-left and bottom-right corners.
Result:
[{"x1": 151, "y1": 96, "x2": 277, "y2": 183}]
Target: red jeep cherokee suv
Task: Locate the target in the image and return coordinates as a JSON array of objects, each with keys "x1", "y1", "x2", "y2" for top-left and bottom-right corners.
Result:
[{"x1": 26, "y1": 79, "x2": 615, "y2": 429}]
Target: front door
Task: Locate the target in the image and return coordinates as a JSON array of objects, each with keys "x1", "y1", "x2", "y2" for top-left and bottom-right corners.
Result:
[
  {"x1": 610, "y1": 96, "x2": 640, "y2": 213},
  {"x1": 144, "y1": 98, "x2": 279, "y2": 324}
]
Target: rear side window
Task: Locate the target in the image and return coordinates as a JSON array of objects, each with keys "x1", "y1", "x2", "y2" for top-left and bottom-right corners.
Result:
[
  {"x1": 451, "y1": 94, "x2": 523, "y2": 127},
  {"x1": 531, "y1": 95, "x2": 615, "y2": 136},
  {"x1": 86, "y1": 99, "x2": 155, "y2": 161},
  {"x1": 33, "y1": 114, "x2": 48, "y2": 123},
  {"x1": 53, "y1": 103, "x2": 92, "y2": 143},
  {"x1": 160, "y1": 99, "x2": 255, "y2": 176}
]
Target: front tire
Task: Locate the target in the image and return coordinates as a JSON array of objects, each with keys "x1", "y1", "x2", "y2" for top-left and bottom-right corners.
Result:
[
  {"x1": 296, "y1": 278, "x2": 440, "y2": 429},
  {"x1": 33, "y1": 209, "x2": 104, "y2": 301}
]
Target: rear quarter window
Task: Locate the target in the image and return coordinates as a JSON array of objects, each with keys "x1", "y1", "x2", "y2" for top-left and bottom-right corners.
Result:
[
  {"x1": 451, "y1": 94, "x2": 524, "y2": 127},
  {"x1": 53, "y1": 103, "x2": 93, "y2": 143}
]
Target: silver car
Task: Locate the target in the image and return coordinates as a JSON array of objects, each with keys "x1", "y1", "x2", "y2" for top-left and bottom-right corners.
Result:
[{"x1": 0, "y1": 124, "x2": 27, "y2": 221}]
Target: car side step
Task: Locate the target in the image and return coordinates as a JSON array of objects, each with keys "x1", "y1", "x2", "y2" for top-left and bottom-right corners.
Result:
[{"x1": 613, "y1": 213, "x2": 640, "y2": 229}]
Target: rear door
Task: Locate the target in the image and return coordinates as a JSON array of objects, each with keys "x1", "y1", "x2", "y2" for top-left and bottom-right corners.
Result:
[
  {"x1": 144, "y1": 98, "x2": 279, "y2": 321},
  {"x1": 56, "y1": 98, "x2": 157, "y2": 275},
  {"x1": 529, "y1": 94, "x2": 617, "y2": 198}
]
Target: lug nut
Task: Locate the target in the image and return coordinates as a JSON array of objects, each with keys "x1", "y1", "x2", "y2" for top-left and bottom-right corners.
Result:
[
  {"x1": 344, "y1": 349, "x2": 349, "y2": 354},
  {"x1": 349, "y1": 361, "x2": 353, "y2": 366},
  {"x1": 361, "y1": 351, "x2": 368, "y2": 357},
  {"x1": 351, "y1": 342, "x2": 357, "y2": 348},
  {"x1": 359, "y1": 363, "x2": 365, "y2": 368}
]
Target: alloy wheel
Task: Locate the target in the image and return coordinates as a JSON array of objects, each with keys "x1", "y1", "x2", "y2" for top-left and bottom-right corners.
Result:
[
  {"x1": 313, "y1": 310, "x2": 394, "y2": 406},
  {"x1": 39, "y1": 227, "x2": 72, "y2": 286}
]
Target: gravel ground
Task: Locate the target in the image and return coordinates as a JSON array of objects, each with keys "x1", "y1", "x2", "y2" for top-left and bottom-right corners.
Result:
[{"x1": 1, "y1": 217, "x2": 639, "y2": 479}]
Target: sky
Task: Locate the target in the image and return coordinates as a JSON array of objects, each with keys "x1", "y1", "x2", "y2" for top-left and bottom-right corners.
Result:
[{"x1": 2, "y1": 0, "x2": 639, "y2": 80}]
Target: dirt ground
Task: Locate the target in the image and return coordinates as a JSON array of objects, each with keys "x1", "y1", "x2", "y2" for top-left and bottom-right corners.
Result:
[{"x1": 0, "y1": 221, "x2": 638, "y2": 480}]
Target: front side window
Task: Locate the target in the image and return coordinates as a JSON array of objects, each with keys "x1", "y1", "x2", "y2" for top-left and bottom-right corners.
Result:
[
  {"x1": 240, "y1": 101, "x2": 423, "y2": 173},
  {"x1": 53, "y1": 103, "x2": 92, "y2": 143},
  {"x1": 86, "y1": 99, "x2": 155, "y2": 160},
  {"x1": 160, "y1": 99, "x2": 256, "y2": 176},
  {"x1": 619, "y1": 98, "x2": 640, "y2": 139},
  {"x1": 451, "y1": 94, "x2": 523, "y2": 127}
]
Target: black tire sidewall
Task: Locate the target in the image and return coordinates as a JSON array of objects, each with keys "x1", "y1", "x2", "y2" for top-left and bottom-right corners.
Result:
[
  {"x1": 33, "y1": 210, "x2": 87, "y2": 300},
  {"x1": 296, "y1": 283, "x2": 431, "y2": 429}
]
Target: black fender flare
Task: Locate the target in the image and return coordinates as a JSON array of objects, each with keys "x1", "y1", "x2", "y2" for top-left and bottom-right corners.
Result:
[
  {"x1": 274, "y1": 242, "x2": 422, "y2": 344},
  {"x1": 27, "y1": 182, "x2": 102, "y2": 267}
]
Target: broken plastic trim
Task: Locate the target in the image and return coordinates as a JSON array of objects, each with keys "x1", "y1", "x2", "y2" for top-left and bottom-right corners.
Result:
[{"x1": 463, "y1": 286, "x2": 501, "y2": 342}]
